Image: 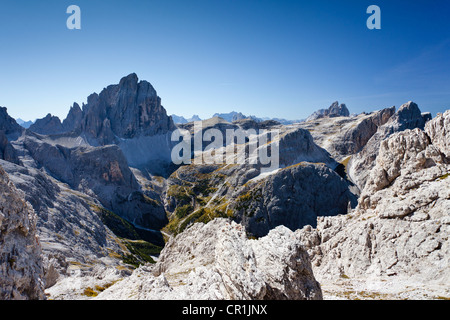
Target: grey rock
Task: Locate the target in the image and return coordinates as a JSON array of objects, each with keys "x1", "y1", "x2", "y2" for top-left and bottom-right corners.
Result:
[
  {"x1": 0, "y1": 159, "x2": 132, "y2": 286},
  {"x1": 230, "y1": 163, "x2": 356, "y2": 237},
  {"x1": 0, "y1": 107, "x2": 23, "y2": 137},
  {"x1": 0, "y1": 131, "x2": 20, "y2": 164},
  {"x1": 296, "y1": 114, "x2": 450, "y2": 297},
  {"x1": 0, "y1": 165, "x2": 45, "y2": 300},
  {"x1": 306, "y1": 101, "x2": 350, "y2": 121},
  {"x1": 297, "y1": 107, "x2": 395, "y2": 162},
  {"x1": 79, "y1": 73, "x2": 176, "y2": 145},
  {"x1": 97, "y1": 219, "x2": 322, "y2": 300},
  {"x1": 20, "y1": 134, "x2": 167, "y2": 231},
  {"x1": 348, "y1": 101, "x2": 430, "y2": 191},
  {"x1": 62, "y1": 102, "x2": 83, "y2": 133},
  {"x1": 29, "y1": 114, "x2": 64, "y2": 135},
  {"x1": 425, "y1": 110, "x2": 450, "y2": 158}
]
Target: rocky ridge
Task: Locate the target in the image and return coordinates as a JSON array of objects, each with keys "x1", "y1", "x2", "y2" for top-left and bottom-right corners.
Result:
[{"x1": 95, "y1": 218, "x2": 322, "y2": 300}]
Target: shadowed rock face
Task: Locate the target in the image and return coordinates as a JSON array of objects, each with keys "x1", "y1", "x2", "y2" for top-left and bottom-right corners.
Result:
[
  {"x1": 0, "y1": 107, "x2": 23, "y2": 137},
  {"x1": 29, "y1": 114, "x2": 64, "y2": 135},
  {"x1": 0, "y1": 107, "x2": 22, "y2": 164},
  {"x1": 62, "y1": 103, "x2": 83, "y2": 133},
  {"x1": 28, "y1": 74, "x2": 176, "y2": 147},
  {"x1": 80, "y1": 73, "x2": 175, "y2": 145},
  {"x1": 0, "y1": 131, "x2": 20, "y2": 164},
  {"x1": 0, "y1": 165, "x2": 45, "y2": 300},
  {"x1": 21, "y1": 135, "x2": 167, "y2": 231},
  {"x1": 230, "y1": 163, "x2": 356, "y2": 237}
]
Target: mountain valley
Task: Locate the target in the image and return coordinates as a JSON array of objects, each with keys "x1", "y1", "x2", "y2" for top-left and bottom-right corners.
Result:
[{"x1": 0, "y1": 74, "x2": 449, "y2": 300}]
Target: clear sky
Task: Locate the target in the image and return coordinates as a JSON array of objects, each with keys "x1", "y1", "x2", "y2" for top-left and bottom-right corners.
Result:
[{"x1": 1, "y1": 0, "x2": 449, "y2": 122}]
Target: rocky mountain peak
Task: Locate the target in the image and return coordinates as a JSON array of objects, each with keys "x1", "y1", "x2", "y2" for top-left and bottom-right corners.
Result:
[
  {"x1": 29, "y1": 114, "x2": 63, "y2": 135},
  {"x1": 27, "y1": 74, "x2": 175, "y2": 146},
  {"x1": 62, "y1": 102, "x2": 83, "y2": 132},
  {"x1": 328, "y1": 101, "x2": 350, "y2": 118},
  {"x1": 307, "y1": 101, "x2": 350, "y2": 121},
  {"x1": 80, "y1": 73, "x2": 174, "y2": 144},
  {"x1": 0, "y1": 107, "x2": 22, "y2": 136},
  {"x1": 393, "y1": 101, "x2": 428, "y2": 129},
  {"x1": 119, "y1": 72, "x2": 139, "y2": 87}
]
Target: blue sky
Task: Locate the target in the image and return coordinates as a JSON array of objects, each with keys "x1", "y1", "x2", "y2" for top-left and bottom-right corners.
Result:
[{"x1": 1, "y1": 0, "x2": 449, "y2": 121}]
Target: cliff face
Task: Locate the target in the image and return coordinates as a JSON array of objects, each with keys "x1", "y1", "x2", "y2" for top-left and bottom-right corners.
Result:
[
  {"x1": 28, "y1": 73, "x2": 176, "y2": 147},
  {"x1": 230, "y1": 162, "x2": 356, "y2": 237},
  {"x1": 79, "y1": 73, "x2": 176, "y2": 145},
  {"x1": 0, "y1": 107, "x2": 23, "y2": 137},
  {"x1": 29, "y1": 114, "x2": 64, "y2": 135},
  {"x1": 348, "y1": 101, "x2": 432, "y2": 191},
  {"x1": 0, "y1": 165, "x2": 44, "y2": 300}
]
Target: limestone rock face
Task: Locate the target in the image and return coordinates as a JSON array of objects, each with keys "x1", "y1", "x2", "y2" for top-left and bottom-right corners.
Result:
[
  {"x1": 0, "y1": 160, "x2": 129, "y2": 287},
  {"x1": 29, "y1": 114, "x2": 64, "y2": 135},
  {"x1": 62, "y1": 103, "x2": 83, "y2": 133},
  {"x1": 278, "y1": 127, "x2": 337, "y2": 168},
  {"x1": 97, "y1": 219, "x2": 322, "y2": 300},
  {"x1": 80, "y1": 73, "x2": 176, "y2": 145},
  {"x1": 348, "y1": 101, "x2": 431, "y2": 191},
  {"x1": 0, "y1": 131, "x2": 20, "y2": 164},
  {"x1": 0, "y1": 165, "x2": 44, "y2": 300},
  {"x1": 329, "y1": 107, "x2": 395, "y2": 158},
  {"x1": 297, "y1": 113, "x2": 450, "y2": 298},
  {"x1": 297, "y1": 107, "x2": 395, "y2": 162},
  {"x1": 425, "y1": 110, "x2": 450, "y2": 158},
  {"x1": 21, "y1": 135, "x2": 167, "y2": 231}
]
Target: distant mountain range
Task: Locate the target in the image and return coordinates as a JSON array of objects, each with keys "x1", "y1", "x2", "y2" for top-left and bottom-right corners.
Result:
[
  {"x1": 16, "y1": 118, "x2": 34, "y2": 129},
  {"x1": 170, "y1": 114, "x2": 202, "y2": 124},
  {"x1": 171, "y1": 111, "x2": 304, "y2": 125}
]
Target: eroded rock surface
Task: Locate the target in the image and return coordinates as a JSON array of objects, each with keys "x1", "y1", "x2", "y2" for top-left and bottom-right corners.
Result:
[
  {"x1": 297, "y1": 110, "x2": 450, "y2": 299},
  {"x1": 0, "y1": 165, "x2": 45, "y2": 300},
  {"x1": 96, "y1": 219, "x2": 322, "y2": 300}
]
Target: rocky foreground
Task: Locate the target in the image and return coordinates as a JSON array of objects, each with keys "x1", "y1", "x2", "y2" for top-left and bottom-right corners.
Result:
[{"x1": 0, "y1": 74, "x2": 449, "y2": 300}]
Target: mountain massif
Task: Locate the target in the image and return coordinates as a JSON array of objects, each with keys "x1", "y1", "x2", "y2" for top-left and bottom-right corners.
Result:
[{"x1": 0, "y1": 74, "x2": 448, "y2": 300}]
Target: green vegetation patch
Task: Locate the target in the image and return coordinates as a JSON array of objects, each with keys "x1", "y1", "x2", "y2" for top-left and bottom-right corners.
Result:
[
  {"x1": 90, "y1": 203, "x2": 163, "y2": 268},
  {"x1": 90, "y1": 204, "x2": 140, "y2": 240},
  {"x1": 438, "y1": 172, "x2": 449, "y2": 180},
  {"x1": 121, "y1": 239, "x2": 161, "y2": 268},
  {"x1": 235, "y1": 188, "x2": 262, "y2": 217},
  {"x1": 175, "y1": 204, "x2": 194, "y2": 219}
]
